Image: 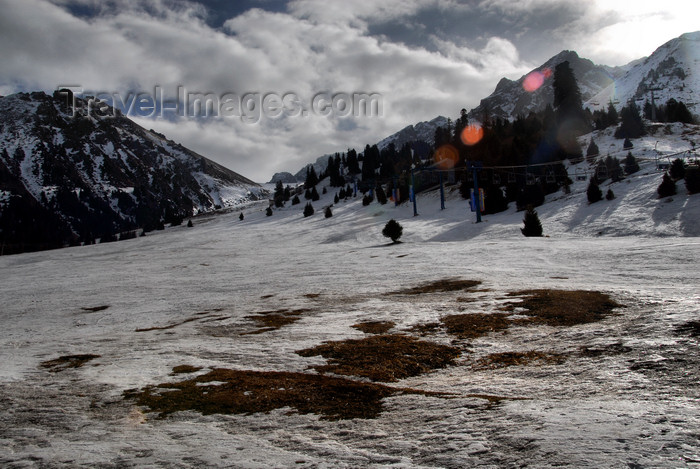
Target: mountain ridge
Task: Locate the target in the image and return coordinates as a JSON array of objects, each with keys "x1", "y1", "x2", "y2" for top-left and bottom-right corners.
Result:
[{"x1": 0, "y1": 91, "x2": 265, "y2": 253}]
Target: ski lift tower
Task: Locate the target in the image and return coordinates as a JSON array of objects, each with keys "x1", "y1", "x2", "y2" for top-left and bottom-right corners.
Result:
[{"x1": 648, "y1": 85, "x2": 663, "y2": 121}]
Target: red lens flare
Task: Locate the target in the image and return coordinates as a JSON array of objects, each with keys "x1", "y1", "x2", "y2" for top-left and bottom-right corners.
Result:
[
  {"x1": 434, "y1": 144, "x2": 459, "y2": 169},
  {"x1": 460, "y1": 124, "x2": 484, "y2": 146},
  {"x1": 522, "y1": 68, "x2": 551, "y2": 92}
]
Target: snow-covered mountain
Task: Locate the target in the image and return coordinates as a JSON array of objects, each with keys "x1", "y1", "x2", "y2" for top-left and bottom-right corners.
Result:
[
  {"x1": 585, "y1": 31, "x2": 700, "y2": 116},
  {"x1": 469, "y1": 31, "x2": 700, "y2": 122},
  {"x1": 467, "y1": 50, "x2": 630, "y2": 121},
  {"x1": 375, "y1": 116, "x2": 448, "y2": 151},
  {"x1": 0, "y1": 91, "x2": 265, "y2": 253}
]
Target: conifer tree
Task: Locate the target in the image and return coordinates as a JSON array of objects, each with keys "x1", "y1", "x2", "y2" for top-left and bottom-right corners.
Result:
[
  {"x1": 375, "y1": 185, "x2": 388, "y2": 205},
  {"x1": 334, "y1": 193, "x2": 340, "y2": 204},
  {"x1": 187, "y1": 219, "x2": 193, "y2": 227},
  {"x1": 587, "y1": 178, "x2": 603, "y2": 203},
  {"x1": 291, "y1": 195, "x2": 301, "y2": 205},
  {"x1": 303, "y1": 202, "x2": 314, "y2": 217},
  {"x1": 382, "y1": 219, "x2": 403, "y2": 243},
  {"x1": 324, "y1": 206, "x2": 333, "y2": 218},
  {"x1": 521, "y1": 205, "x2": 543, "y2": 237},
  {"x1": 274, "y1": 180, "x2": 285, "y2": 207},
  {"x1": 311, "y1": 186, "x2": 320, "y2": 201},
  {"x1": 607, "y1": 101, "x2": 618, "y2": 125},
  {"x1": 657, "y1": 173, "x2": 676, "y2": 198},
  {"x1": 553, "y1": 61, "x2": 588, "y2": 135},
  {"x1": 669, "y1": 158, "x2": 686, "y2": 181},
  {"x1": 615, "y1": 102, "x2": 645, "y2": 139},
  {"x1": 685, "y1": 166, "x2": 700, "y2": 194},
  {"x1": 606, "y1": 188, "x2": 615, "y2": 200},
  {"x1": 586, "y1": 139, "x2": 599, "y2": 158},
  {"x1": 623, "y1": 138, "x2": 633, "y2": 150},
  {"x1": 624, "y1": 152, "x2": 640, "y2": 175},
  {"x1": 266, "y1": 206, "x2": 273, "y2": 216},
  {"x1": 239, "y1": 212, "x2": 244, "y2": 220},
  {"x1": 305, "y1": 166, "x2": 319, "y2": 188},
  {"x1": 338, "y1": 188, "x2": 346, "y2": 199}
]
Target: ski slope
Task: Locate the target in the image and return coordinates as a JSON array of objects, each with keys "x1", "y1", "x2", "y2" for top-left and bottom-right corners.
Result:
[{"x1": 1, "y1": 128, "x2": 699, "y2": 468}]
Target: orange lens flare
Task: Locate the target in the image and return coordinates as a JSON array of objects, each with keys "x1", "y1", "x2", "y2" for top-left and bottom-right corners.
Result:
[
  {"x1": 460, "y1": 124, "x2": 484, "y2": 146},
  {"x1": 434, "y1": 144, "x2": 459, "y2": 169}
]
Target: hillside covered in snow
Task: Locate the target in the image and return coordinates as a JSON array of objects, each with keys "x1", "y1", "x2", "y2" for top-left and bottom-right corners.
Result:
[{"x1": 0, "y1": 91, "x2": 265, "y2": 254}]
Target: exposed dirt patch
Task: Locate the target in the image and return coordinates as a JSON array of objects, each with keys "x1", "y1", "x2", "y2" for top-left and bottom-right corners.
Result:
[
  {"x1": 441, "y1": 313, "x2": 512, "y2": 339},
  {"x1": 171, "y1": 365, "x2": 202, "y2": 375},
  {"x1": 81, "y1": 305, "x2": 109, "y2": 312},
  {"x1": 297, "y1": 334, "x2": 460, "y2": 382},
  {"x1": 676, "y1": 320, "x2": 700, "y2": 338},
  {"x1": 303, "y1": 293, "x2": 321, "y2": 299},
  {"x1": 388, "y1": 278, "x2": 482, "y2": 295},
  {"x1": 124, "y1": 368, "x2": 435, "y2": 420},
  {"x1": 242, "y1": 308, "x2": 310, "y2": 335},
  {"x1": 41, "y1": 354, "x2": 100, "y2": 372},
  {"x1": 352, "y1": 321, "x2": 395, "y2": 334},
  {"x1": 502, "y1": 289, "x2": 622, "y2": 327},
  {"x1": 472, "y1": 351, "x2": 567, "y2": 370}
]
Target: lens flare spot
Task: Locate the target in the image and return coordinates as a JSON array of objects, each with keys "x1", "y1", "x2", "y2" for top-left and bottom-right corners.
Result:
[
  {"x1": 460, "y1": 124, "x2": 484, "y2": 146},
  {"x1": 522, "y1": 68, "x2": 551, "y2": 93},
  {"x1": 434, "y1": 144, "x2": 459, "y2": 169}
]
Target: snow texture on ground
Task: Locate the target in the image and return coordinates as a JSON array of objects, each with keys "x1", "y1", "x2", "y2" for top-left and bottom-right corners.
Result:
[{"x1": 1, "y1": 132, "x2": 699, "y2": 468}]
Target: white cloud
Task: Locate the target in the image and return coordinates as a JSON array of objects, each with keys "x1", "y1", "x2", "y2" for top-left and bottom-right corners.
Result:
[{"x1": 1, "y1": 0, "x2": 695, "y2": 181}]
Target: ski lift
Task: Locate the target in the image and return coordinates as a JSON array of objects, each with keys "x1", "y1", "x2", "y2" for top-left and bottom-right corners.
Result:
[
  {"x1": 507, "y1": 171, "x2": 517, "y2": 184},
  {"x1": 575, "y1": 168, "x2": 587, "y2": 181},
  {"x1": 526, "y1": 172, "x2": 536, "y2": 186},
  {"x1": 492, "y1": 173, "x2": 501, "y2": 185}
]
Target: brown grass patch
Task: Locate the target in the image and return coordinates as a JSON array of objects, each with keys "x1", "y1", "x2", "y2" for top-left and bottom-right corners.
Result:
[
  {"x1": 440, "y1": 313, "x2": 511, "y2": 339},
  {"x1": 124, "y1": 368, "x2": 434, "y2": 420},
  {"x1": 352, "y1": 321, "x2": 395, "y2": 334},
  {"x1": 472, "y1": 351, "x2": 566, "y2": 370},
  {"x1": 41, "y1": 354, "x2": 100, "y2": 372},
  {"x1": 171, "y1": 365, "x2": 202, "y2": 374},
  {"x1": 389, "y1": 278, "x2": 481, "y2": 295},
  {"x1": 297, "y1": 334, "x2": 460, "y2": 382},
  {"x1": 503, "y1": 289, "x2": 622, "y2": 327},
  {"x1": 242, "y1": 309, "x2": 310, "y2": 335}
]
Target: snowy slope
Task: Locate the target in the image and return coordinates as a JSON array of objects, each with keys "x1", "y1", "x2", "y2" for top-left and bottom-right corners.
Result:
[
  {"x1": 1, "y1": 124, "x2": 699, "y2": 467},
  {"x1": 585, "y1": 31, "x2": 700, "y2": 115}
]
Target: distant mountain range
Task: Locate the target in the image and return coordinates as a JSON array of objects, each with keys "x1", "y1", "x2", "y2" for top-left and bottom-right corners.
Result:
[
  {"x1": 0, "y1": 91, "x2": 264, "y2": 253},
  {"x1": 282, "y1": 31, "x2": 699, "y2": 183}
]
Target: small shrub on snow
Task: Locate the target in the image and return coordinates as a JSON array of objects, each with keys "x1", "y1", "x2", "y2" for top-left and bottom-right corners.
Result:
[{"x1": 382, "y1": 219, "x2": 403, "y2": 243}]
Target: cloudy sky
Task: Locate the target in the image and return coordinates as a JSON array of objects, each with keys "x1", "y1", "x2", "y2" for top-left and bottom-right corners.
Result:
[{"x1": 0, "y1": 0, "x2": 696, "y2": 181}]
